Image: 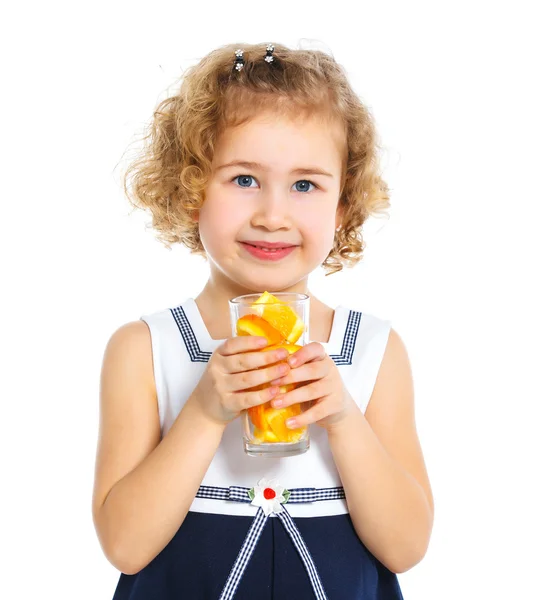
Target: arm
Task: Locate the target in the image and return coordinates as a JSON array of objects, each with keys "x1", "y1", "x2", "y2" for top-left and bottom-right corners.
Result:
[
  {"x1": 92, "y1": 321, "x2": 226, "y2": 575},
  {"x1": 327, "y1": 328, "x2": 434, "y2": 574},
  {"x1": 92, "y1": 323, "x2": 289, "y2": 576}
]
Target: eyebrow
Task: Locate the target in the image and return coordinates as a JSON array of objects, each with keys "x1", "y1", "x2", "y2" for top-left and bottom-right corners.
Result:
[{"x1": 215, "y1": 160, "x2": 334, "y2": 178}]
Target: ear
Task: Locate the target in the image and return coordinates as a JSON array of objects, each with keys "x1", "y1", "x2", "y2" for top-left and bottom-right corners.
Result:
[{"x1": 335, "y1": 205, "x2": 344, "y2": 230}]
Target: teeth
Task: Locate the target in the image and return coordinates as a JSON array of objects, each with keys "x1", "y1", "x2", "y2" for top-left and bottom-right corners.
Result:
[{"x1": 246, "y1": 243, "x2": 293, "y2": 252}]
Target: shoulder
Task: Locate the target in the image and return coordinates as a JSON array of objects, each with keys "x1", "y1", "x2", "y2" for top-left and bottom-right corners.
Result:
[
  {"x1": 380, "y1": 327, "x2": 410, "y2": 370},
  {"x1": 102, "y1": 320, "x2": 156, "y2": 396},
  {"x1": 105, "y1": 319, "x2": 152, "y2": 350},
  {"x1": 366, "y1": 326, "x2": 413, "y2": 419}
]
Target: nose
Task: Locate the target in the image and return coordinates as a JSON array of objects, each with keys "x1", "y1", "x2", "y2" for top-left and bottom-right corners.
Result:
[{"x1": 250, "y1": 187, "x2": 292, "y2": 231}]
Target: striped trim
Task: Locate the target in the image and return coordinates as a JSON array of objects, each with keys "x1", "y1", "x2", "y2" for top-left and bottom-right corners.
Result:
[
  {"x1": 170, "y1": 306, "x2": 212, "y2": 363},
  {"x1": 218, "y1": 507, "x2": 268, "y2": 600},
  {"x1": 171, "y1": 304, "x2": 362, "y2": 366},
  {"x1": 330, "y1": 310, "x2": 361, "y2": 365},
  {"x1": 196, "y1": 485, "x2": 346, "y2": 504},
  {"x1": 276, "y1": 509, "x2": 328, "y2": 600}
]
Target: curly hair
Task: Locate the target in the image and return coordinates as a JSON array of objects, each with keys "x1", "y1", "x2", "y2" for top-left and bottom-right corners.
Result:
[{"x1": 121, "y1": 42, "x2": 391, "y2": 275}]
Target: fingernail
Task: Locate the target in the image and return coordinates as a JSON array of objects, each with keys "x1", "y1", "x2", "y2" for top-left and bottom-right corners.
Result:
[
  {"x1": 286, "y1": 418, "x2": 297, "y2": 428},
  {"x1": 257, "y1": 337, "x2": 268, "y2": 346},
  {"x1": 272, "y1": 398, "x2": 284, "y2": 408},
  {"x1": 268, "y1": 386, "x2": 279, "y2": 396},
  {"x1": 287, "y1": 357, "x2": 297, "y2": 367}
]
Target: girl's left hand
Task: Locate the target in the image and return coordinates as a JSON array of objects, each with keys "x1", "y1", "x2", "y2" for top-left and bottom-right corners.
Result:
[{"x1": 268, "y1": 342, "x2": 360, "y2": 432}]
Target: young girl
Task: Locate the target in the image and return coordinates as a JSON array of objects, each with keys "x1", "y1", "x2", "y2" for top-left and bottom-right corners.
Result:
[{"x1": 93, "y1": 42, "x2": 434, "y2": 600}]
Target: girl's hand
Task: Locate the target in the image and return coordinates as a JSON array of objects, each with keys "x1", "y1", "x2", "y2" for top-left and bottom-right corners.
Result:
[
  {"x1": 268, "y1": 342, "x2": 360, "y2": 431},
  {"x1": 190, "y1": 336, "x2": 291, "y2": 426}
]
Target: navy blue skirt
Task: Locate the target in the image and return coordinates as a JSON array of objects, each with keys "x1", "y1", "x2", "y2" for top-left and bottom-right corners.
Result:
[{"x1": 112, "y1": 511, "x2": 404, "y2": 599}]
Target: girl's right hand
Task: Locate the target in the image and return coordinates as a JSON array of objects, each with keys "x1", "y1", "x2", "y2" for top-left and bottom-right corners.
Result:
[{"x1": 190, "y1": 336, "x2": 291, "y2": 426}]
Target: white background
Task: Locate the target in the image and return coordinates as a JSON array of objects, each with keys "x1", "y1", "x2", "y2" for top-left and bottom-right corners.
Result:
[{"x1": 2, "y1": 0, "x2": 556, "y2": 598}]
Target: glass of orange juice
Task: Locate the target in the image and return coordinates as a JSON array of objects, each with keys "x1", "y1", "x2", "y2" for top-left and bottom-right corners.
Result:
[{"x1": 229, "y1": 291, "x2": 310, "y2": 457}]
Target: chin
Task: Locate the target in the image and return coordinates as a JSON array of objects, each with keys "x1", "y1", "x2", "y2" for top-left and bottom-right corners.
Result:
[{"x1": 229, "y1": 272, "x2": 301, "y2": 294}]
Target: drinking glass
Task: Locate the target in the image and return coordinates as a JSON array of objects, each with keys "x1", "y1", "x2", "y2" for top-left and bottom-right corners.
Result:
[{"x1": 229, "y1": 292, "x2": 310, "y2": 457}]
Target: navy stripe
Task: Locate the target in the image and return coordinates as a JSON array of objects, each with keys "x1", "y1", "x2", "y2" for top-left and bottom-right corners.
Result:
[
  {"x1": 196, "y1": 485, "x2": 346, "y2": 504},
  {"x1": 219, "y1": 507, "x2": 269, "y2": 600},
  {"x1": 277, "y1": 509, "x2": 328, "y2": 600},
  {"x1": 170, "y1": 304, "x2": 361, "y2": 366},
  {"x1": 330, "y1": 310, "x2": 361, "y2": 365},
  {"x1": 170, "y1": 306, "x2": 213, "y2": 362}
]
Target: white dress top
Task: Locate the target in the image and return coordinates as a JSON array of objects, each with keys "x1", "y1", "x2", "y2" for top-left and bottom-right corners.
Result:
[{"x1": 140, "y1": 298, "x2": 391, "y2": 518}]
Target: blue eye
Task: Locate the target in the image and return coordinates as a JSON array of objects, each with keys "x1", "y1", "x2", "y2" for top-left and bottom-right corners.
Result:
[
  {"x1": 293, "y1": 180, "x2": 315, "y2": 193},
  {"x1": 232, "y1": 175, "x2": 317, "y2": 192},
  {"x1": 234, "y1": 175, "x2": 257, "y2": 188}
]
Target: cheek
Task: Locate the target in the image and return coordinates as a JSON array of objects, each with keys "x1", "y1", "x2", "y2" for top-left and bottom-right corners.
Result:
[
  {"x1": 299, "y1": 208, "x2": 336, "y2": 245},
  {"x1": 198, "y1": 198, "x2": 242, "y2": 249}
]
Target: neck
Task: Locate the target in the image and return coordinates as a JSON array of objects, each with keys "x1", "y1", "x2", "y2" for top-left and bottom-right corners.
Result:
[
  {"x1": 194, "y1": 275, "x2": 325, "y2": 340},
  {"x1": 197, "y1": 272, "x2": 314, "y2": 309}
]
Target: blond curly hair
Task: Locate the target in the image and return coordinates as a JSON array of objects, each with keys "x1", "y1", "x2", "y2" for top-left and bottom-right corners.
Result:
[{"x1": 121, "y1": 42, "x2": 391, "y2": 275}]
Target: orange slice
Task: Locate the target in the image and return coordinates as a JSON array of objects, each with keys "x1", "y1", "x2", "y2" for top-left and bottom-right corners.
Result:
[
  {"x1": 244, "y1": 334, "x2": 304, "y2": 437},
  {"x1": 283, "y1": 429, "x2": 304, "y2": 443},
  {"x1": 248, "y1": 402, "x2": 269, "y2": 431},
  {"x1": 265, "y1": 404, "x2": 305, "y2": 442},
  {"x1": 253, "y1": 428, "x2": 279, "y2": 443},
  {"x1": 246, "y1": 341, "x2": 299, "y2": 430},
  {"x1": 251, "y1": 291, "x2": 305, "y2": 344},
  {"x1": 236, "y1": 314, "x2": 283, "y2": 345},
  {"x1": 247, "y1": 380, "x2": 296, "y2": 429}
]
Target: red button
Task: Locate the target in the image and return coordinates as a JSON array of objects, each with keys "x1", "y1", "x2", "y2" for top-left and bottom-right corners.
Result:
[{"x1": 263, "y1": 487, "x2": 276, "y2": 500}]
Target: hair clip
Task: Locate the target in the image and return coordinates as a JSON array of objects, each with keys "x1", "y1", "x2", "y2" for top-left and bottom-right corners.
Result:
[
  {"x1": 234, "y1": 49, "x2": 245, "y2": 71},
  {"x1": 264, "y1": 44, "x2": 275, "y2": 63}
]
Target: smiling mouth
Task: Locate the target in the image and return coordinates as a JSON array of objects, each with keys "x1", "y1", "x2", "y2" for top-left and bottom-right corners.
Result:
[
  {"x1": 245, "y1": 245, "x2": 290, "y2": 253},
  {"x1": 239, "y1": 242, "x2": 298, "y2": 260},
  {"x1": 242, "y1": 241, "x2": 298, "y2": 250}
]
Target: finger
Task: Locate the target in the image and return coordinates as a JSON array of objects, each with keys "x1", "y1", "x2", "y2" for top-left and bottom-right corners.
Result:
[
  {"x1": 237, "y1": 384, "x2": 282, "y2": 410},
  {"x1": 218, "y1": 335, "x2": 270, "y2": 357},
  {"x1": 268, "y1": 359, "x2": 329, "y2": 387},
  {"x1": 227, "y1": 360, "x2": 291, "y2": 393},
  {"x1": 225, "y1": 345, "x2": 290, "y2": 375},
  {"x1": 284, "y1": 398, "x2": 334, "y2": 428},
  {"x1": 271, "y1": 378, "x2": 329, "y2": 408},
  {"x1": 286, "y1": 342, "x2": 327, "y2": 368}
]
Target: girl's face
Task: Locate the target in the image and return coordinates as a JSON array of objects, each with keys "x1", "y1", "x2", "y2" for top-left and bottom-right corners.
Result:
[{"x1": 198, "y1": 111, "x2": 345, "y2": 295}]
